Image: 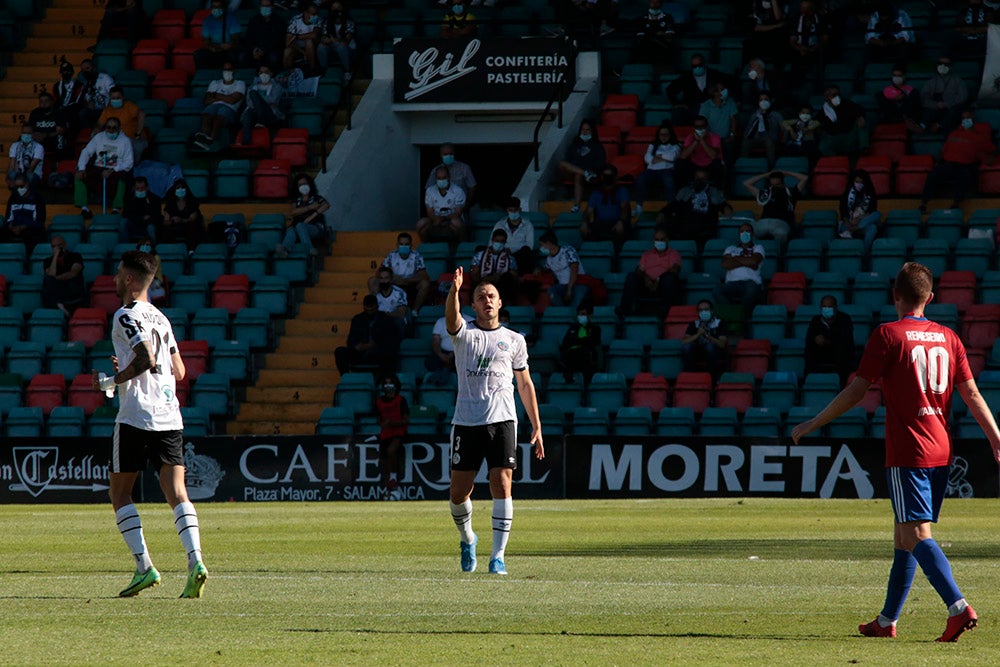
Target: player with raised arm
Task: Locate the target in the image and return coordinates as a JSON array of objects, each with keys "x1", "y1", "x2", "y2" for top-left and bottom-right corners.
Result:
[
  {"x1": 792, "y1": 262, "x2": 1000, "y2": 642},
  {"x1": 92, "y1": 250, "x2": 208, "y2": 598},
  {"x1": 446, "y1": 267, "x2": 543, "y2": 575}
]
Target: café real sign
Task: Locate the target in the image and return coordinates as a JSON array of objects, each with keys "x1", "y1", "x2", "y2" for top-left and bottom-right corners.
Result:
[{"x1": 393, "y1": 37, "x2": 576, "y2": 104}]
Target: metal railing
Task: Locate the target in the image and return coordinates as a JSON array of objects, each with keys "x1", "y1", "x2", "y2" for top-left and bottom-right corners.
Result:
[
  {"x1": 321, "y1": 62, "x2": 357, "y2": 174},
  {"x1": 533, "y1": 78, "x2": 565, "y2": 171}
]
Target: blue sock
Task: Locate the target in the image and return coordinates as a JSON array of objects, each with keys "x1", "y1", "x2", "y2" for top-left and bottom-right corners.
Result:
[
  {"x1": 879, "y1": 549, "x2": 917, "y2": 622},
  {"x1": 911, "y1": 538, "x2": 963, "y2": 607}
]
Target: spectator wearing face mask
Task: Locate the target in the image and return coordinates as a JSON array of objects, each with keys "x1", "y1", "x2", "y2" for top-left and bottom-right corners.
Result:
[
  {"x1": 284, "y1": 1, "x2": 324, "y2": 72},
  {"x1": 838, "y1": 169, "x2": 880, "y2": 252},
  {"x1": 804, "y1": 294, "x2": 855, "y2": 387},
  {"x1": 632, "y1": 0, "x2": 677, "y2": 67},
  {"x1": 75, "y1": 116, "x2": 133, "y2": 219},
  {"x1": 677, "y1": 115, "x2": 724, "y2": 187},
  {"x1": 618, "y1": 226, "x2": 679, "y2": 319},
  {"x1": 742, "y1": 169, "x2": 807, "y2": 249},
  {"x1": 335, "y1": 294, "x2": 401, "y2": 375},
  {"x1": 559, "y1": 119, "x2": 606, "y2": 213},
  {"x1": 559, "y1": 304, "x2": 603, "y2": 384},
  {"x1": 277, "y1": 173, "x2": 329, "y2": 257},
  {"x1": 818, "y1": 85, "x2": 868, "y2": 158},
  {"x1": 787, "y1": 0, "x2": 830, "y2": 92},
  {"x1": 659, "y1": 168, "x2": 732, "y2": 246},
  {"x1": 194, "y1": 62, "x2": 245, "y2": 150},
  {"x1": 95, "y1": 86, "x2": 147, "y2": 160},
  {"x1": 538, "y1": 230, "x2": 590, "y2": 309},
  {"x1": 29, "y1": 92, "x2": 71, "y2": 159},
  {"x1": 238, "y1": 66, "x2": 285, "y2": 146},
  {"x1": 699, "y1": 85, "x2": 738, "y2": 174},
  {"x1": 161, "y1": 179, "x2": 205, "y2": 250},
  {"x1": 240, "y1": 0, "x2": 286, "y2": 71},
  {"x1": 440, "y1": 0, "x2": 478, "y2": 39},
  {"x1": 633, "y1": 122, "x2": 681, "y2": 217},
  {"x1": 714, "y1": 222, "x2": 764, "y2": 312},
  {"x1": 424, "y1": 142, "x2": 477, "y2": 207},
  {"x1": 75, "y1": 59, "x2": 116, "y2": 131},
  {"x1": 742, "y1": 58, "x2": 785, "y2": 113},
  {"x1": 43, "y1": 236, "x2": 86, "y2": 315},
  {"x1": 742, "y1": 0, "x2": 788, "y2": 67},
  {"x1": 374, "y1": 372, "x2": 408, "y2": 501},
  {"x1": 121, "y1": 176, "x2": 162, "y2": 243},
  {"x1": 195, "y1": 0, "x2": 243, "y2": 70},
  {"x1": 780, "y1": 105, "x2": 820, "y2": 166},
  {"x1": 3, "y1": 173, "x2": 46, "y2": 249},
  {"x1": 373, "y1": 266, "x2": 410, "y2": 339},
  {"x1": 582, "y1": 164, "x2": 631, "y2": 248},
  {"x1": 7, "y1": 123, "x2": 44, "y2": 188},
  {"x1": 468, "y1": 229, "x2": 519, "y2": 306},
  {"x1": 417, "y1": 166, "x2": 466, "y2": 247},
  {"x1": 493, "y1": 197, "x2": 536, "y2": 273},
  {"x1": 666, "y1": 53, "x2": 733, "y2": 127},
  {"x1": 681, "y1": 299, "x2": 728, "y2": 381},
  {"x1": 876, "y1": 66, "x2": 922, "y2": 130},
  {"x1": 742, "y1": 92, "x2": 784, "y2": 169},
  {"x1": 369, "y1": 232, "x2": 432, "y2": 317},
  {"x1": 919, "y1": 110, "x2": 994, "y2": 211},
  {"x1": 920, "y1": 57, "x2": 969, "y2": 134}
]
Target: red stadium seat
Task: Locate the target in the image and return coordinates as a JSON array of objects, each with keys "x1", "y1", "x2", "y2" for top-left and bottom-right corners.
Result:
[
  {"x1": 672, "y1": 372, "x2": 712, "y2": 414},
  {"x1": 961, "y1": 304, "x2": 1000, "y2": 349},
  {"x1": 178, "y1": 340, "x2": 209, "y2": 381},
  {"x1": 89, "y1": 276, "x2": 121, "y2": 316},
  {"x1": 151, "y1": 70, "x2": 190, "y2": 107},
  {"x1": 869, "y1": 139, "x2": 906, "y2": 163},
  {"x1": 175, "y1": 378, "x2": 191, "y2": 407},
  {"x1": 189, "y1": 9, "x2": 211, "y2": 36},
  {"x1": 978, "y1": 163, "x2": 1000, "y2": 194},
  {"x1": 967, "y1": 347, "x2": 987, "y2": 378},
  {"x1": 766, "y1": 272, "x2": 806, "y2": 312},
  {"x1": 170, "y1": 38, "x2": 203, "y2": 76},
  {"x1": 132, "y1": 39, "x2": 169, "y2": 73},
  {"x1": 601, "y1": 109, "x2": 637, "y2": 134},
  {"x1": 231, "y1": 126, "x2": 271, "y2": 155},
  {"x1": 68, "y1": 374, "x2": 105, "y2": 416},
  {"x1": 811, "y1": 157, "x2": 850, "y2": 196},
  {"x1": 623, "y1": 126, "x2": 657, "y2": 156},
  {"x1": 151, "y1": 9, "x2": 187, "y2": 41},
  {"x1": 936, "y1": 271, "x2": 977, "y2": 313},
  {"x1": 68, "y1": 307, "x2": 108, "y2": 347},
  {"x1": 628, "y1": 372, "x2": 669, "y2": 412},
  {"x1": 596, "y1": 124, "x2": 622, "y2": 158},
  {"x1": 26, "y1": 374, "x2": 66, "y2": 416},
  {"x1": 271, "y1": 128, "x2": 310, "y2": 167},
  {"x1": 602, "y1": 94, "x2": 640, "y2": 111},
  {"x1": 253, "y1": 159, "x2": 291, "y2": 198},
  {"x1": 731, "y1": 339, "x2": 772, "y2": 380},
  {"x1": 609, "y1": 154, "x2": 644, "y2": 181},
  {"x1": 855, "y1": 155, "x2": 891, "y2": 196},
  {"x1": 663, "y1": 305, "x2": 697, "y2": 339},
  {"x1": 211, "y1": 274, "x2": 250, "y2": 314},
  {"x1": 872, "y1": 123, "x2": 906, "y2": 140},
  {"x1": 0, "y1": 274, "x2": 7, "y2": 306},
  {"x1": 713, "y1": 375, "x2": 754, "y2": 414},
  {"x1": 895, "y1": 155, "x2": 933, "y2": 195}
]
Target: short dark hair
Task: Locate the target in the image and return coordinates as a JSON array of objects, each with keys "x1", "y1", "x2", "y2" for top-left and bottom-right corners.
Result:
[
  {"x1": 539, "y1": 230, "x2": 558, "y2": 245},
  {"x1": 121, "y1": 250, "x2": 157, "y2": 284},
  {"x1": 895, "y1": 262, "x2": 933, "y2": 306},
  {"x1": 362, "y1": 294, "x2": 378, "y2": 308},
  {"x1": 397, "y1": 232, "x2": 412, "y2": 244},
  {"x1": 378, "y1": 266, "x2": 394, "y2": 277},
  {"x1": 492, "y1": 228, "x2": 508, "y2": 241},
  {"x1": 109, "y1": 86, "x2": 124, "y2": 96},
  {"x1": 505, "y1": 196, "x2": 520, "y2": 209},
  {"x1": 134, "y1": 176, "x2": 148, "y2": 186}
]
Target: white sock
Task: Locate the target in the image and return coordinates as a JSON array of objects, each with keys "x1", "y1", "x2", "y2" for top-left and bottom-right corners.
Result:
[
  {"x1": 115, "y1": 504, "x2": 153, "y2": 572},
  {"x1": 173, "y1": 501, "x2": 203, "y2": 569},
  {"x1": 877, "y1": 614, "x2": 896, "y2": 628},
  {"x1": 389, "y1": 472, "x2": 398, "y2": 482},
  {"x1": 450, "y1": 500, "x2": 475, "y2": 544},
  {"x1": 949, "y1": 598, "x2": 969, "y2": 616},
  {"x1": 491, "y1": 497, "x2": 513, "y2": 561}
]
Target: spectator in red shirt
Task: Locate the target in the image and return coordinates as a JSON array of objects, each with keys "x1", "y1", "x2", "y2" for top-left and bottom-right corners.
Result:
[
  {"x1": 677, "y1": 115, "x2": 724, "y2": 186},
  {"x1": 919, "y1": 109, "x2": 994, "y2": 211},
  {"x1": 793, "y1": 262, "x2": 1000, "y2": 643},
  {"x1": 617, "y1": 226, "x2": 680, "y2": 319},
  {"x1": 375, "y1": 373, "x2": 408, "y2": 501}
]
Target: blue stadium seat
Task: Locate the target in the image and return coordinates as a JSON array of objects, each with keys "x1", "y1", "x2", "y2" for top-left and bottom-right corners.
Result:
[
  {"x1": 171, "y1": 275, "x2": 210, "y2": 315},
  {"x1": 407, "y1": 404, "x2": 440, "y2": 437},
  {"x1": 839, "y1": 304, "x2": 872, "y2": 347},
  {"x1": 656, "y1": 406, "x2": 695, "y2": 436},
  {"x1": 546, "y1": 374, "x2": 585, "y2": 416},
  {"x1": 698, "y1": 407, "x2": 739, "y2": 436},
  {"x1": 573, "y1": 406, "x2": 609, "y2": 436},
  {"x1": 416, "y1": 373, "x2": 456, "y2": 421},
  {"x1": 800, "y1": 373, "x2": 841, "y2": 410},
  {"x1": 6, "y1": 340, "x2": 45, "y2": 378},
  {"x1": 315, "y1": 406, "x2": 355, "y2": 437},
  {"x1": 784, "y1": 238, "x2": 825, "y2": 274},
  {"x1": 190, "y1": 243, "x2": 229, "y2": 281},
  {"x1": 6, "y1": 406, "x2": 43, "y2": 437},
  {"x1": 785, "y1": 406, "x2": 824, "y2": 437},
  {"x1": 953, "y1": 238, "x2": 994, "y2": 276},
  {"x1": 273, "y1": 245, "x2": 312, "y2": 284},
  {"x1": 825, "y1": 238, "x2": 865, "y2": 275},
  {"x1": 587, "y1": 372, "x2": 627, "y2": 415},
  {"x1": 760, "y1": 371, "x2": 797, "y2": 415},
  {"x1": 250, "y1": 276, "x2": 290, "y2": 316},
  {"x1": 47, "y1": 215, "x2": 86, "y2": 248},
  {"x1": 606, "y1": 339, "x2": 643, "y2": 378},
  {"x1": 792, "y1": 305, "x2": 820, "y2": 340},
  {"x1": 851, "y1": 272, "x2": 889, "y2": 312},
  {"x1": 828, "y1": 406, "x2": 868, "y2": 439},
  {"x1": 883, "y1": 209, "x2": 921, "y2": 247},
  {"x1": 87, "y1": 406, "x2": 118, "y2": 438},
  {"x1": 9, "y1": 274, "x2": 43, "y2": 313},
  {"x1": 799, "y1": 210, "x2": 836, "y2": 242},
  {"x1": 538, "y1": 306, "x2": 577, "y2": 341},
  {"x1": 910, "y1": 238, "x2": 950, "y2": 277},
  {"x1": 621, "y1": 316, "x2": 660, "y2": 343},
  {"x1": 247, "y1": 213, "x2": 287, "y2": 247},
  {"x1": 579, "y1": 241, "x2": 615, "y2": 277},
  {"x1": 749, "y1": 304, "x2": 787, "y2": 340},
  {"x1": 0, "y1": 307, "x2": 22, "y2": 347},
  {"x1": 0, "y1": 373, "x2": 23, "y2": 415},
  {"x1": 47, "y1": 341, "x2": 86, "y2": 381},
  {"x1": 925, "y1": 209, "x2": 965, "y2": 247},
  {"x1": 27, "y1": 309, "x2": 66, "y2": 348},
  {"x1": 648, "y1": 339, "x2": 683, "y2": 378},
  {"x1": 807, "y1": 272, "x2": 849, "y2": 306},
  {"x1": 231, "y1": 243, "x2": 270, "y2": 281},
  {"x1": 210, "y1": 340, "x2": 250, "y2": 381},
  {"x1": 216, "y1": 159, "x2": 252, "y2": 199},
  {"x1": 190, "y1": 308, "x2": 230, "y2": 348},
  {"x1": 47, "y1": 405, "x2": 86, "y2": 437},
  {"x1": 741, "y1": 406, "x2": 781, "y2": 438},
  {"x1": 231, "y1": 307, "x2": 270, "y2": 349},
  {"x1": 0, "y1": 244, "x2": 26, "y2": 277},
  {"x1": 614, "y1": 406, "x2": 653, "y2": 436},
  {"x1": 924, "y1": 303, "x2": 959, "y2": 333},
  {"x1": 181, "y1": 405, "x2": 212, "y2": 437},
  {"x1": 191, "y1": 373, "x2": 232, "y2": 416}
]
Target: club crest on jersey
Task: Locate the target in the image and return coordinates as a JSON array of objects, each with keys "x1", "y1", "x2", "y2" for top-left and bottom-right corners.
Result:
[{"x1": 497, "y1": 340, "x2": 509, "y2": 351}]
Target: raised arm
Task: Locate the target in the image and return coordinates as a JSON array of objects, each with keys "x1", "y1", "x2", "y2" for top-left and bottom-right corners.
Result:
[{"x1": 446, "y1": 266, "x2": 464, "y2": 335}]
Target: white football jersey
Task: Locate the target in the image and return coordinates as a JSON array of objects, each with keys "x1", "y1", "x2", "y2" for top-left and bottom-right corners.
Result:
[
  {"x1": 450, "y1": 319, "x2": 527, "y2": 426},
  {"x1": 112, "y1": 300, "x2": 183, "y2": 431}
]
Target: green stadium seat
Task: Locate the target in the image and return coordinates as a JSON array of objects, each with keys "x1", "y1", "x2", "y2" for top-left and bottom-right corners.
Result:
[
  {"x1": 925, "y1": 209, "x2": 965, "y2": 247},
  {"x1": 606, "y1": 339, "x2": 643, "y2": 378},
  {"x1": 546, "y1": 373, "x2": 585, "y2": 416},
  {"x1": 137, "y1": 99, "x2": 169, "y2": 135},
  {"x1": 792, "y1": 305, "x2": 819, "y2": 339},
  {"x1": 287, "y1": 96, "x2": 325, "y2": 136},
  {"x1": 87, "y1": 340, "x2": 116, "y2": 378},
  {"x1": 215, "y1": 159, "x2": 252, "y2": 199},
  {"x1": 407, "y1": 404, "x2": 439, "y2": 437},
  {"x1": 656, "y1": 406, "x2": 695, "y2": 436},
  {"x1": 47, "y1": 214, "x2": 86, "y2": 248},
  {"x1": 76, "y1": 243, "x2": 109, "y2": 284},
  {"x1": 741, "y1": 406, "x2": 781, "y2": 438},
  {"x1": 799, "y1": 210, "x2": 837, "y2": 243},
  {"x1": 160, "y1": 307, "x2": 189, "y2": 341},
  {"x1": 156, "y1": 242, "x2": 188, "y2": 279},
  {"x1": 9, "y1": 275, "x2": 43, "y2": 313},
  {"x1": 0, "y1": 307, "x2": 22, "y2": 347},
  {"x1": 924, "y1": 303, "x2": 959, "y2": 333},
  {"x1": 953, "y1": 238, "x2": 994, "y2": 277},
  {"x1": 87, "y1": 406, "x2": 119, "y2": 438},
  {"x1": 760, "y1": 371, "x2": 797, "y2": 415},
  {"x1": 153, "y1": 128, "x2": 190, "y2": 166},
  {"x1": 47, "y1": 405, "x2": 86, "y2": 437},
  {"x1": 229, "y1": 243, "x2": 270, "y2": 281},
  {"x1": 749, "y1": 304, "x2": 787, "y2": 341},
  {"x1": 0, "y1": 373, "x2": 23, "y2": 415},
  {"x1": 825, "y1": 238, "x2": 865, "y2": 275},
  {"x1": 190, "y1": 243, "x2": 229, "y2": 281},
  {"x1": 416, "y1": 373, "x2": 456, "y2": 421},
  {"x1": 27, "y1": 309, "x2": 66, "y2": 348},
  {"x1": 273, "y1": 245, "x2": 312, "y2": 284},
  {"x1": 6, "y1": 340, "x2": 45, "y2": 378},
  {"x1": 211, "y1": 339, "x2": 250, "y2": 381},
  {"x1": 883, "y1": 209, "x2": 921, "y2": 247},
  {"x1": 316, "y1": 406, "x2": 355, "y2": 437},
  {"x1": 910, "y1": 238, "x2": 950, "y2": 277},
  {"x1": 87, "y1": 215, "x2": 122, "y2": 251},
  {"x1": 801, "y1": 373, "x2": 841, "y2": 410},
  {"x1": 648, "y1": 339, "x2": 683, "y2": 378},
  {"x1": 828, "y1": 406, "x2": 868, "y2": 439},
  {"x1": 621, "y1": 316, "x2": 660, "y2": 343},
  {"x1": 232, "y1": 307, "x2": 271, "y2": 349},
  {"x1": 698, "y1": 407, "x2": 739, "y2": 436},
  {"x1": 614, "y1": 406, "x2": 652, "y2": 436},
  {"x1": 785, "y1": 406, "x2": 824, "y2": 437},
  {"x1": 94, "y1": 39, "x2": 131, "y2": 77},
  {"x1": 839, "y1": 304, "x2": 873, "y2": 346},
  {"x1": 587, "y1": 372, "x2": 627, "y2": 415},
  {"x1": 983, "y1": 271, "x2": 1000, "y2": 304},
  {"x1": 0, "y1": 243, "x2": 26, "y2": 276},
  {"x1": 807, "y1": 272, "x2": 849, "y2": 306},
  {"x1": 117, "y1": 70, "x2": 150, "y2": 102}
]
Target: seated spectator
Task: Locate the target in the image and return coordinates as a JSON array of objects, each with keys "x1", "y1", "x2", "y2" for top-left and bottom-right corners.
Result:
[
  {"x1": 838, "y1": 169, "x2": 881, "y2": 252},
  {"x1": 95, "y1": 86, "x2": 147, "y2": 161},
  {"x1": 742, "y1": 0, "x2": 788, "y2": 67},
  {"x1": 658, "y1": 167, "x2": 731, "y2": 246},
  {"x1": 920, "y1": 110, "x2": 995, "y2": 211},
  {"x1": 375, "y1": 372, "x2": 408, "y2": 500},
  {"x1": 618, "y1": 226, "x2": 679, "y2": 319},
  {"x1": 136, "y1": 238, "x2": 168, "y2": 306},
  {"x1": 318, "y1": 2, "x2": 357, "y2": 77},
  {"x1": 787, "y1": 0, "x2": 829, "y2": 92},
  {"x1": 864, "y1": 1, "x2": 915, "y2": 64},
  {"x1": 742, "y1": 58, "x2": 784, "y2": 112},
  {"x1": 334, "y1": 294, "x2": 400, "y2": 375},
  {"x1": 195, "y1": 0, "x2": 243, "y2": 70},
  {"x1": 699, "y1": 84, "x2": 739, "y2": 172},
  {"x1": 75, "y1": 116, "x2": 134, "y2": 219},
  {"x1": 373, "y1": 266, "x2": 410, "y2": 337},
  {"x1": 238, "y1": 65, "x2": 285, "y2": 145},
  {"x1": 951, "y1": 0, "x2": 991, "y2": 61},
  {"x1": 277, "y1": 173, "x2": 329, "y2": 256},
  {"x1": 121, "y1": 177, "x2": 162, "y2": 243},
  {"x1": 876, "y1": 65, "x2": 922, "y2": 130},
  {"x1": 53, "y1": 61, "x2": 86, "y2": 132},
  {"x1": 97, "y1": 0, "x2": 147, "y2": 44},
  {"x1": 417, "y1": 166, "x2": 465, "y2": 246},
  {"x1": 666, "y1": 53, "x2": 732, "y2": 126},
  {"x1": 76, "y1": 59, "x2": 116, "y2": 131},
  {"x1": 681, "y1": 299, "x2": 728, "y2": 381},
  {"x1": 558, "y1": 119, "x2": 606, "y2": 212},
  {"x1": 468, "y1": 229, "x2": 520, "y2": 306},
  {"x1": 558, "y1": 304, "x2": 603, "y2": 383},
  {"x1": 424, "y1": 142, "x2": 477, "y2": 207},
  {"x1": 2, "y1": 173, "x2": 46, "y2": 249},
  {"x1": 818, "y1": 86, "x2": 868, "y2": 158},
  {"x1": 780, "y1": 104, "x2": 820, "y2": 165},
  {"x1": 633, "y1": 122, "x2": 681, "y2": 217},
  {"x1": 493, "y1": 197, "x2": 536, "y2": 273},
  {"x1": 240, "y1": 0, "x2": 286, "y2": 71},
  {"x1": 714, "y1": 222, "x2": 764, "y2": 312},
  {"x1": 29, "y1": 92, "x2": 70, "y2": 160},
  {"x1": 7, "y1": 123, "x2": 44, "y2": 189},
  {"x1": 369, "y1": 232, "x2": 432, "y2": 316},
  {"x1": 804, "y1": 294, "x2": 855, "y2": 387},
  {"x1": 425, "y1": 310, "x2": 475, "y2": 383},
  {"x1": 42, "y1": 235, "x2": 85, "y2": 315},
  {"x1": 582, "y1": 164, "x2": 631, "y2": 247},
  {"x1": 194, "y1": 62, "x2": 246, "y2": 150},
  {"x1": 161, "y1": 179, "x2": 205, "y2": 250},
  {"x1": 440, "y1": 0, "x2": 477, "y2": 38},
  {"x1": 742, "y1": 92, "x2": 784, "y2": 169},
  {"x1": 742, "y1": 169, "x2": 807, "y2": 248},
  {"x1": 538, "y1": 230, "x2": 589, "y2": 309},
  {"x1": 562, "y1": 0, "x2": 619, "y2": 37},
  {"x1": 284, "y1": 1, "x2": 323, "y2": 73},
  {"x1": 921, "y1": 57, "x2": 969, "y2": 133},
  {"x1": 631, "y1": 0, "x2": 677, "y2": 68},
  {"x1": 677, "y1": 115, "x2": 724, "y2": 187}
]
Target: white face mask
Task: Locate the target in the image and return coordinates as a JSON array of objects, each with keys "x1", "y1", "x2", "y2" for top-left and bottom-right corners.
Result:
[
  {"x1": 747, "y1": 69, "x2": 759, "y2": 81},
  {"x1": 937, "y1": 64, "x2": 950, "y2": 75},
  {"x1": 891, "y1": 75, "x2": 905, "y2": 85},
  {"x1": 259, "y1": 73, "x2": 271, "y2": 85},
  {"x1": 759, "y1": 99, "x2": 771, "y2": 111},
  {"x1": 222, "y1": 70, "x2": 235, "y2": 83},
  {"x1": 298, "y1": 184, "x2": 311, "y2": 195},
  {"x1": 830, "y1": 95, "x2": 841, "y2": 107},
  {"x1": 799, "y1": 113, "x2": 812, "y2": 122}
]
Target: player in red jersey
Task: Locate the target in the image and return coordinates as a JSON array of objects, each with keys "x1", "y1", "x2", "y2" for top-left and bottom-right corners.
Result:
[{"x1": 793, "y1": 262, "x2": 1000, "y2": 642}]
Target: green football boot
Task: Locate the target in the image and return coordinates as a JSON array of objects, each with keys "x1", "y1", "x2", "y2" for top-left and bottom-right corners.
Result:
[
  {"x1": 179, "y1": 562, "x2": 208, "y2": 599},
  {"x1": 119, "y1": 566, "x2": 161, "y2": 597}
]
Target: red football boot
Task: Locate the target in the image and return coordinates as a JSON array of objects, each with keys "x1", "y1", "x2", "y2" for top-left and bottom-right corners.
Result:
[{"x1": 936, "y1": 606, "x2": 977, "y2": 642}]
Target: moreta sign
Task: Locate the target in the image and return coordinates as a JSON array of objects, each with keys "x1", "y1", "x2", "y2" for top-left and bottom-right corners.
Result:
[{"x1": 393, "y1": 37, "x2": 576, "y2": 104}]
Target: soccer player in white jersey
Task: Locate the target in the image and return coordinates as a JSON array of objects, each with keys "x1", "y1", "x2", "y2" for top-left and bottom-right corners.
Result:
[
  {"x1": 92, "y1": 250, "x2": 208, "y2": 598},
  {"x1": 446, "y1": 267, "x2": 543, "y2": 575}
]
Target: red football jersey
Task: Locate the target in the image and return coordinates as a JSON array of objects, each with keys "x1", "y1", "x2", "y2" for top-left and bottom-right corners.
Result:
[{"x1": 856, "y1": 316, "x2": 972, "y2": 468}]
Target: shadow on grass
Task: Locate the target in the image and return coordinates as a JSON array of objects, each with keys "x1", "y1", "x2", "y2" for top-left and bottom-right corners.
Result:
[{"x1": 285, "y1": 628, "x2": 831, "y2": 640}]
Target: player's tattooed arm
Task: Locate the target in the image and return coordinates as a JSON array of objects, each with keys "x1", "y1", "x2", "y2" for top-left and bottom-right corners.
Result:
[{"x1": 114, "y1": 340, "x2": 155, "y2": 384}]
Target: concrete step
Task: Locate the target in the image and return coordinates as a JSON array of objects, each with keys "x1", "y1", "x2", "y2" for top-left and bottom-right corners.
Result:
[
  {"x1": 13, "y1": 50, "x2": 91, "y2": 67},
  {"x1": 234, "y1": 402, "x2": 328, "y2": 422},
  {"x1": 303, "y1": 286, "x2": 365, "y2": 305},
  {"x1": 20, "y1": 37, "x2": 93, "y2": 53},
  {"x1": 33, "y1": 21, "x2": 98, "y2": 38},
  {"x1": 41, "y1": 7, "x2": 101, "y2": 22},
  {"x1": 263, "y1": 352, "x2": 338, "y2": 371},
  {"x1": 275, "y1": 336, "x2": 338, "y2": 353},
  {"x1": 245, "y1": 386, "x2": 334, "y2": 403},
  {"x1": 284, "y1": 319, "x2": 349, "y2": 336},
  {"x1": 255, "y1": 368, "x2": 340, "y2": 387},
  {"x1": 316, "y1": 272, "x2": 371, "y2": 287},
  {"x1": 296, "y1": 303, "x2": 362, "y2": 319},
  {"x1": 227, "y1": 420, "x2": 319, "y2": 436},
  {"x1": 332, "y1": 230, "x2": 402, "y2": 255},
  {"x1": 324, "y1": 255, "x2": 380, "y2": 273}
]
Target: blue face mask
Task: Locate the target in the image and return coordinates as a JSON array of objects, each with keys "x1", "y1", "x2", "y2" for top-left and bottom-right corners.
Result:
[
  {"x1": 106, "y1": 131, "x2": 119, "y2": 141},
  {"x1": 491, "y1": 241, "x2": 505, "y2": 252},
  {"x1": 211, "y1": 8, "x2": 223, "y2": 18},
  {"x1": 398, "y1": 244, "x2": 411, "y2": 257},
  {"x1": 821, "y1": 306, "x2": 835, "y2": 319},
  {"x1": 135, "y1": 189, "x2": 147, "y2": 198},
  {"x1": 654, "y1": 240, "x2": 667, "y2": 251},
  {"x1": 175, "y1": 188, "x2": 187, "y2": 198},
  {"x1": 739, "y1": 231, "x2": 752, "y2": 244},
  {"x1": 261, "y1": 6, "x2": 272, "y2": 16},
  {"x1": 699, "y1": 310, "x2": 712, "y2": 322},
  {"x1": 579, "y1": 133, "x2": 592, "y2": 142},
  {"x1": 577, "y1": 315, "x2": 588, "y2": 326},
  {"x1": 962, "y1": 118, "x2": 974, "y2": 130},
  {"x1": 436, "y1": 179, "x2": 449, "y2": 189},
  {"x1": 508, "y1": 210, "x2": 521, "y2": 221},
  {"x1": 452, "y1": 4, "x2": 464, "y2": 14},
  {"x1": 692, "y1": 66, "x2": 707, "y2": 77},
  {"x1": 20, "y1": 133, "x2": 31, "y2": 144},
  {"x1": 139, "y1": 244, "x2": 152, "y2": 253},
  {"x1": 110, "y1": 99, "x2": 124, "y2": 109},
  {"x1": 442, "y1": 154, "x2": 455, "y2": 166}
]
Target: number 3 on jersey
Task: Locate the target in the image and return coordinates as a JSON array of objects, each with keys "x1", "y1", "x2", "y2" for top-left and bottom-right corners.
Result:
[{"x1": 911, "y1": 345, "x2": 949, "y2": 394}]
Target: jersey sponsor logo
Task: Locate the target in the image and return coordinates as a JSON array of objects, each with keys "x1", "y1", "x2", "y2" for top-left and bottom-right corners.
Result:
[
  {"x1": 8, "y1": 447, "x2": 109, "y2": 497},
  {"x1": 466, "y1": 354, "x2": 503, "y2": 377},
  {"x1": 905, "y1": 330, "x2": 947, "y2": 342},
  {"x1": 916, "y1": 406, "x2": 943, "y2": 417}
]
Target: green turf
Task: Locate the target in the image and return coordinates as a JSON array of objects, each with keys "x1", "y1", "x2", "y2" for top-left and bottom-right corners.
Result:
[{"x1": 0, "y1": 499, "x2": 997, "y2": 665}]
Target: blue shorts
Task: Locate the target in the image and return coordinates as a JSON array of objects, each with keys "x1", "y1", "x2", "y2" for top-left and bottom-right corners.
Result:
[{"x1": 886, "y1": 466, "x2": 950, "y2": 524}]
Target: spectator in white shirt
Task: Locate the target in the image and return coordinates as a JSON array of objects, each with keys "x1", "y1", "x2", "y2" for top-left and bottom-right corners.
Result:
[
  {"x1": 194, "y1": 62, "x2": 246, "y2": 150},
  {"x1": 7, "y1": 123, "x2": 44, "y2": 188},
  {"x1": 75, "y1": 116, "x2": 134, "y2": 219},
  {"x1": 538, "y1": 229, "x2": 589, "y2": 309},
  {"x1": 713, "y1": 221, "x2": 764, "y2": 311},
  {"x1": 373, "y1": 266, "x2": 409, "y2": 338},
  {"x1": 368, "y1": 232, "x2": 433, "y2": 316},
  {"x1": 417, "y1": 165, "x2": 466, "y2": 247},
  {"x1": 424, "y1": 142, "x2": 477, "y2": 206},
  {"x1": 492, "y1": 196, "x2": 536, "y2": 272},
  {"x1": 284, "y1": 1, "x2": 323, "y2": 72}
]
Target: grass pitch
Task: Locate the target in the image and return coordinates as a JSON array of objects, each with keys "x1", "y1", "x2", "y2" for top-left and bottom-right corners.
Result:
[{"x1": 1, "y1": 498, "x2": 998, "y2": 666}]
